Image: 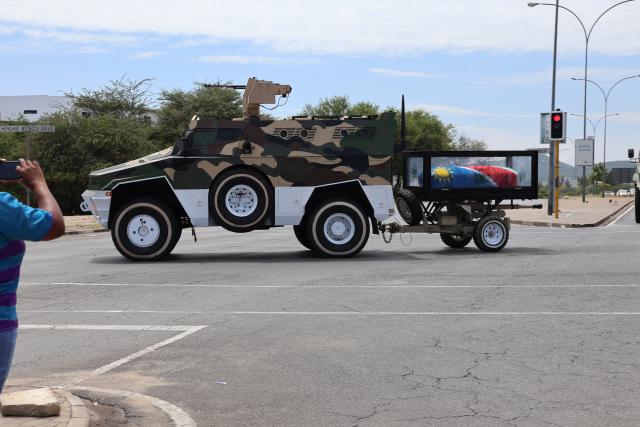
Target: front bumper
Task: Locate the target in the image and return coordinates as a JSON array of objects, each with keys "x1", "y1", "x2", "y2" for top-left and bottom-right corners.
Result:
[{"x1": 80, "y1": 190, "x2": 111, "y2": 229}]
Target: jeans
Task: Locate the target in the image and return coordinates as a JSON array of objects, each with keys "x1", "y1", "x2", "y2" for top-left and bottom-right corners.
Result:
[{"x1": 0, "y1": 328, "x2": 17, "y2": 393}]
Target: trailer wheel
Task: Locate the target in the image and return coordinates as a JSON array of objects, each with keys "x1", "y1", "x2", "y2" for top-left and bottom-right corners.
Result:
[
  {"x1": 211, "y1": 168, "x2": 272, "y2": 232},
  {"x1": 394, "y1": 189, "x2": 422, "y2": 225},
  {"x1": 473, "y1": 216, "x2": 509, "y2": 252},
  {"x1": 112, "y1": 199, "x2": 181, "y2": 261},
  {"x1": 306, "y1": 199, "x2": 369, "y2": 257},
  {"x1": 440, "y1": 233, "x2": 472, "y2": 249},
  {"x1": 635, "y1": 186, "x2": 640, "y2": 224},
  {"x1": 293, "y1": 224, "x2": 312, "y2": 250}
]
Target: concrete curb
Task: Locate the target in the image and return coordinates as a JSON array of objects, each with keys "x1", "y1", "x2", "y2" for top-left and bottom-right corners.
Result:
[
  {"x1": 56, "y1": 390, "x2": 90, "y2": 427},
  {"x1": 69, "y1": 387, "x2": 196, "y2": 427},
  {"x1": 511, "y1": 200, "x2": 634, "y2": 228},
  {"x1": 64, "y1": 229, "x2": 108, "y2": 235}
]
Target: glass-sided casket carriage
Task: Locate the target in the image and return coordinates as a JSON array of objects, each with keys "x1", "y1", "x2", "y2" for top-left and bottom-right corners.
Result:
[{"x1": 385, "y1": 150, "x2": 541, "y2": 251}]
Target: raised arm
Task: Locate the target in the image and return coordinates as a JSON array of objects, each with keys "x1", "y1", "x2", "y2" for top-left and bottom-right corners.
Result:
[{"x1": 16, "y1": 159, "x2": 65, "y2": 240}]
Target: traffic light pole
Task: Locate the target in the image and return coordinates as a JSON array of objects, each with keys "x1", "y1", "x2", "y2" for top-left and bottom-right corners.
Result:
[{"x1": 547, "y1": 0, "x2": 560, "y2": 216}]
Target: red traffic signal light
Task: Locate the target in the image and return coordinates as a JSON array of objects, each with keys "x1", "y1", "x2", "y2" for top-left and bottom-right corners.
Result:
[{"x1": 550, "y1": 111, "x2": 565, "y2": 140}]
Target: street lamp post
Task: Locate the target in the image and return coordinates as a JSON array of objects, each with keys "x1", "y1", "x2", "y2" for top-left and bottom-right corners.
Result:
[
  {"x1": 569, "y1": 112, "x2": 620, "y2": 200},
  {"x1": 528, "y1": 0, "x2": 634, "y2": 206},
  {"x1": 572, "y1": 75, "x2": 640, "y2": 196}
]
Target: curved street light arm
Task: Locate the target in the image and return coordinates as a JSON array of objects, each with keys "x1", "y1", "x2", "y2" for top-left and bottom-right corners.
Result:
[
  {"x1": 534, "y1": 2, "x2": 588, "y2": 38},
  {"x1": 572, "y1": 77, "x2": 607, "y2": 99},
  {"x1": 607, "y1": 74, "x2": 640, "y2": 99},
  {"x1": 588, "y1": 0, "x2": 635, "y2": 40}
]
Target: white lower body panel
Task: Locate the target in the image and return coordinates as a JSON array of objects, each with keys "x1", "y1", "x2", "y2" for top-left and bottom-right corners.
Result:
[{"x1": 80, "y1": 190, "x2": 111, "y2": 229}]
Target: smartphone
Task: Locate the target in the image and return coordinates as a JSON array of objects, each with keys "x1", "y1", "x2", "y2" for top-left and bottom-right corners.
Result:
[{"x1": 0, "y1": 161, "x2": 20, "y2": 180}]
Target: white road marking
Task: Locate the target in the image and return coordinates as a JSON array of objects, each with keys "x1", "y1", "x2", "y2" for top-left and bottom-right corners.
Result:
[
  {"x1": 24, "y1": 310, "x2": 206, "y2": 314},
  {"x1": 91, "y1": 325, "x2": 206, "y2": 376},
  {"x1": 22, "y1": 282, "x2": 640, "y2": 289},
  {"x1": 20, "y1": 310, "x2": 640, "y2": 315},
  {"x1": 605, "y1": 204, "x2": 635, "y2": 227},
  {"x1": 19, "y1": 324, "x2": 202, "y2": 331},
  {"x1": 69, "y1": 386, "x2": 196, "y2": 427},
  {"x1": 19, "y1": 324, "x2": 206, "y2": 388}
]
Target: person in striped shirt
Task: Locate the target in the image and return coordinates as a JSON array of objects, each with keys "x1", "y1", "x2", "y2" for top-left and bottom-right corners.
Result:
[{"x1": 0, "y1": 159, "x2": 65, "y2": 393}]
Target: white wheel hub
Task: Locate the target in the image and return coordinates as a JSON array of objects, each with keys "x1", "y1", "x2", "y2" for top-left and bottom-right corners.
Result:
[
  {"x1": 127, "y1": 215, "x2": 161, "y2": 248},
  {"x1": 482, "y1": 221, "x2": 505, "y2": 248},
  {"x1": 324, "y1": 213, "x2": 356, "y2": 245},
  {"x1": 225, "y1": 185, "x2": 258, "y2": 217}
]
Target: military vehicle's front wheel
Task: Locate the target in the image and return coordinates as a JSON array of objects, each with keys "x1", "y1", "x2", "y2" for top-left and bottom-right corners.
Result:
[
  {"x1": 212, "y1": 168, "x2": 272, "y2": 233},
  {"x1": 112, "y1": 199, "x2": 181, "y2": 261},
  {"x1": 305, "y1": 199, "x2": 370, "y2": 257}
]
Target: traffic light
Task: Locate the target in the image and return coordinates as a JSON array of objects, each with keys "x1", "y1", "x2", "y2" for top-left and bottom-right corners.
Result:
[{"x1": 549, "y1": 111, "x2": 566, "y2": 140}]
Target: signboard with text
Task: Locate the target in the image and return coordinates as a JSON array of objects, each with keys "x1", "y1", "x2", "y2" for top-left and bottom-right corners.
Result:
[
  {"x1": 575, "y1": 139, "x2": 594, "y2": 166},
  {"x1": 0, "y1": 125, "x2": 55, "y2": 133}
]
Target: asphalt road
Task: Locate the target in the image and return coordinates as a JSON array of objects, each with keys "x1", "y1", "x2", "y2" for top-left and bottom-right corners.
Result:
[{"x1": 9, "y1": 206, "x2": 640, "y2": 426}]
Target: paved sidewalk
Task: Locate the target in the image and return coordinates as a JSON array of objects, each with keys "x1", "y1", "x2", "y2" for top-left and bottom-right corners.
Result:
[
  {"x1": 0, "y1": 387, "x2": 88, "y2": 427},
  {"x1": 509, "y1": 196, "x2": 634, "y2": 227}
]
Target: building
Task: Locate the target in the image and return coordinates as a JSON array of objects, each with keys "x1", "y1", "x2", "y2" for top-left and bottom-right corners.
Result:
[
  {"x1": 0, "y1": 95, "x2": 71, "y2": 122},
  {"x1": 609, "y1": 167, "x2": 636, "y2": 185}
]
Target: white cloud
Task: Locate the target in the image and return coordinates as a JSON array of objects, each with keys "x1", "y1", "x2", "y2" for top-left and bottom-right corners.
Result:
[
  {"x1": 497, "y1": 67, "x2": 640, "y2": 86},
  {"x1": 132, "y1": 50, "x2": 163, "y2": 59},
  {"x1": 412, "y1": 103, "x2": 533, "y2": 119},
  {"x1": 196, "y1": 55, "x2": 320, "y2": 65},
  {"x1": 1, "y1": 0, "x2": 640, "y2": 55},
  {"x1": 369, "y1": 68, "x2": 438, "y2": 78}
]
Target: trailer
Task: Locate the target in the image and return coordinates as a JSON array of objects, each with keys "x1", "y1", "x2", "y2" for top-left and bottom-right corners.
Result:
[{"x1": 384, "y1": 150, "x2": 541, "y2": 251}]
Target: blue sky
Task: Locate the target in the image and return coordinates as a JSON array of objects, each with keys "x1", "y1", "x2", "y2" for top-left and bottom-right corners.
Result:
[{"x1": 1, "y1": 0, "x2": 639, "y2": 164}]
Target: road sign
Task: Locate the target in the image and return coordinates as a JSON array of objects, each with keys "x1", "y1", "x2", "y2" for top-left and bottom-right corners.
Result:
[
  {"x1": 0, "y1": 125, "x2": 55, "y2": 133},
  {"x1": 540, "y1": 113, "x2": 551, "y2": 144},
  {"x1": 575, "y1": 139, "x2": 594, "y2": 166}
]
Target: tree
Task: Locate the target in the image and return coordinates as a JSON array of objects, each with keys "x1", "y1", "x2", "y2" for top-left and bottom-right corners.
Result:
[
  {"x1": 154, "y1": 85, "x2": 242, "y2": 147},
  {"x1": 454, "y1": 135, "x2": 487, "y2": 151},
  {"x1": 404, "y1": 109, "x2": 455, "y2": 151},
  {"x1": 301, "y1": 96, "x2": 380, "y2": 117},
  {"x1": 64, "y1": 76, "x2": 155, "y2": 118},
  {"x1": 590, "y1": 162, "x2": 605, "y2": 183}
]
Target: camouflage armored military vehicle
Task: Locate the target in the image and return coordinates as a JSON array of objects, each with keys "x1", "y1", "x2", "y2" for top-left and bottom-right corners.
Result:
[{"x1": 81, "y1": 78, "x2": 396, "y2": 260}]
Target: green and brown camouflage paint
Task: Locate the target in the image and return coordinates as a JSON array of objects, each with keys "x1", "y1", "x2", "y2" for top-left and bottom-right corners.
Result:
[{"x1": 87, "y1": 113, "x2": 395, "y2": 191}]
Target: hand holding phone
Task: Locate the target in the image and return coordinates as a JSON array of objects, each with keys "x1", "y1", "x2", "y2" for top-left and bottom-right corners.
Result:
[{"x1": 0, "y1": 160, "x2": 21, "y2": 180}]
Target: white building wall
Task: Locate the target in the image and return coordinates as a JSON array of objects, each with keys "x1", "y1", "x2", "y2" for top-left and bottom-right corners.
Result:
[{"x1": 0, "y1": 95, "x2": 71, "y2": 122}]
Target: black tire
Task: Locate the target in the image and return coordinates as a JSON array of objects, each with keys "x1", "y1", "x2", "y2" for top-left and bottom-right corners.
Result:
[
  {"x1": 473, "y1": 216, "x2": 509, "y2": 252},
  {"x1": 440, "y1": 233, "x2": 472, "y2": 249},
  {"x1": 112, "y1": 199, "x2": 181, "y2": 261},
  {"x1": 211, "y1": 168, "x2": 272, "y2": 232},
  {"x1": 305, "y1": 199, "x2": 370, "y2": 257},
  {"x1": 293, "y1": 224, "x2": 312, "y2": 250},
  {"x1": 394, "y1": 188, "x2": 422, "y2": 226},
  {"x1": 635, "y1": 186, "x2": 640, "y2": 224}
]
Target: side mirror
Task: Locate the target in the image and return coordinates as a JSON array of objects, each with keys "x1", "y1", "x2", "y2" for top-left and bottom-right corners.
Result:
[{"x1": 628, "y1": 148, "x2": 635, "y2": 159}]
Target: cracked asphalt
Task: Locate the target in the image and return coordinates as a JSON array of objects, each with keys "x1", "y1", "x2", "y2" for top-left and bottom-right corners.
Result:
[{"x1": 9, "y1": 208, "x2": 640, "y2": 426}]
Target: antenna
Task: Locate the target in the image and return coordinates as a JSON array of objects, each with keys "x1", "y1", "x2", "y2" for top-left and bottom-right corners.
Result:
[{"x1": 400, "y1": 94, "x2": 406, "y2": 149}]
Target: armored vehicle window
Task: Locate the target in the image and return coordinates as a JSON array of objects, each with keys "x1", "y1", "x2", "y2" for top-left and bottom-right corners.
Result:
[{"x1": 217, "y1": 128, "x2": 243, "y2": 141}]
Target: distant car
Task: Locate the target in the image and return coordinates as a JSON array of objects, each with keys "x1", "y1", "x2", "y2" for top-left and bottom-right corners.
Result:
[
  {"x1": 604, "y1": 191, "x2": 615, "y2": 196},
  {"x1": 616, "y1": 189, "x2": 631, "y2": 197}
]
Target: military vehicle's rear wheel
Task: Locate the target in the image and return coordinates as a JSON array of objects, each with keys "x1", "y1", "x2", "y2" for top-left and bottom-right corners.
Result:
[
  {"x1": 305, "y1": 199, "x2": 369, "y2": 257},
  {"x1": 112, "y1": 199, "x2": 181, "y2": 261},
  {"x1": 293, "y1": 225, "x2": 312, "y2": 250},
  {"x1": 394, "y1": 188, "x2": 422, "y2": 225},
  {"x1": 211, "y1": 168, "x2": 272, "y2": 233},
  {"x1": 440, "y1": 233, "x2": 472, "y2": 249},
  {"x1": 635, "y1": 186, "x2": 640, "y2": 223},
  {"x1": 473, "y1": 216, "x2": 508, "y2": 252}
]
